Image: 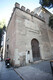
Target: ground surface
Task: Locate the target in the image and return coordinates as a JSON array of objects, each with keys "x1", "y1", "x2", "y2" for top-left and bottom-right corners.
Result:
[
  {"x1": 15, "y1": 60, "x2": 53, "y2": 80},
  {"x1": 0, "y1": 61, "x2": 22, "y2": 80}
]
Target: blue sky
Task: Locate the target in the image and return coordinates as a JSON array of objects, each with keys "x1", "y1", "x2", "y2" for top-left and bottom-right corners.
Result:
[{"x1": 0, "y1": 0, "x2": 53, "y2": 25}]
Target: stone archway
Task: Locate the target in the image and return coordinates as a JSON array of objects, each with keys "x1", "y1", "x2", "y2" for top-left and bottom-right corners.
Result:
[{"x1": 31, "y1": 38, "x2": 40, "y2": 61}]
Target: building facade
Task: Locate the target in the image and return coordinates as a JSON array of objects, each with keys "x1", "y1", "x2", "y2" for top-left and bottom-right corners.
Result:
[{"x1": 5, "y1": 2, "x2": 53, "y2": 67}]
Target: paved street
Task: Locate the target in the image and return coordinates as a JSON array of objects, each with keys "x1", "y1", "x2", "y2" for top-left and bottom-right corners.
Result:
[
  {"x1": 0, "y1": 61, "x2": 22, "y2": 80},
  {"x1": 15, "y1": 60, "x2": 53, "y2": 80},
  {"x1": 0, "y1": 60, "x2": 53, "y2": 80}
]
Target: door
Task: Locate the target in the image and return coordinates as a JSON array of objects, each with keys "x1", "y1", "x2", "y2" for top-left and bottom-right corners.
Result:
[{"x1": 31, "y1": 39, "x2": 40, "y2": 61}]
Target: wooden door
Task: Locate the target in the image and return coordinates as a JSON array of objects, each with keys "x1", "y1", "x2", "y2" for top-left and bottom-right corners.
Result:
[{"x1": 31, "y1": 39, "x2": 40, "y2": 61}]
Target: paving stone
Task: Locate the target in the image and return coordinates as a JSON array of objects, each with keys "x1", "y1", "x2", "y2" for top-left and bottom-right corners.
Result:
[
  {"x1": 14, "y1": 61, "x2": 53, "y2": 80},
  {"x1": 0, "y1": 61, "x2": 22, "y2": 80}
]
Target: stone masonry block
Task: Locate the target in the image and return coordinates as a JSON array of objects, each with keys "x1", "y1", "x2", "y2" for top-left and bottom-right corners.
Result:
[
  {"x1": 21, "y1": 6, "x2": 25, "y2": 11},
  {"x1": 26, "y1": 9, "x2": 30, "y2": 13},
  {"x1": 15, "y1": 2, "x2": 20, "y2": 8},
  {"x1": 31, "y1": 11, "x2": 34, "y2": 15}
]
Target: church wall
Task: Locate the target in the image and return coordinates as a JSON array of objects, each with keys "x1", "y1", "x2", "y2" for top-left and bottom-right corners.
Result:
[
  {"x1": 5, "y1": 3, "x2": 53, "y2": 67},
  {"x1": 5, "y1": 11, "x2": 16, "y2": 66},
  {"x1": 13, "y1": 8, "x2": 52, "y2": 66}
]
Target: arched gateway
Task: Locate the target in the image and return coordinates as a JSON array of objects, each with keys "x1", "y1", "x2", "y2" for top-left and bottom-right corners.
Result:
[{"x1": 31, "y1": 38, "x2": 40, "y2": 61}]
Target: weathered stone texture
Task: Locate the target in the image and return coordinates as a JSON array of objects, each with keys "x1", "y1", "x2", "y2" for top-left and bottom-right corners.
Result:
[
  {"x1": 5, "y1": 5, "x2": 53, "y2": 66},
  {"x1": 6, "y1": 11, "x2": 16, "y2": 65},
  {"x1": 48, "y1": 30, "x2": 53, "y2": 43},
  {"x1": 39, "y1": 27, "x2": 49, "y2": 42}
]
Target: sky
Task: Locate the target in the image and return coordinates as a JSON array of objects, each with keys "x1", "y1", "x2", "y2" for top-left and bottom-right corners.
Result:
[{"x1": 0, "y1": 0, "x2": 53, "y2": 26}]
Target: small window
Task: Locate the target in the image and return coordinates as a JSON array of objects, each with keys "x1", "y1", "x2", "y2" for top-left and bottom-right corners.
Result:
[
  {"x1": 28, "y1": 51, "x2": 30, "y2": 54},
  {"x1": 7, "y1": 44, "x2": 9, "y2": 49}
]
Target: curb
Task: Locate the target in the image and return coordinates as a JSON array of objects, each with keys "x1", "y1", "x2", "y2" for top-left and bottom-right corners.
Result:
[{"x1": 13, "y1": 68, "x2": 24, "y2": 80}]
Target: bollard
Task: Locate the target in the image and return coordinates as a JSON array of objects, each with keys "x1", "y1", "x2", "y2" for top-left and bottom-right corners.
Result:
[{"x1": 50, "y1": 60, "x2": 53, "y2": 75}]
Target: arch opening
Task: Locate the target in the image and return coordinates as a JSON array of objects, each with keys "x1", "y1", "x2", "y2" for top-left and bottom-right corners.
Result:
[{"x1": 31, "y1": 38, "x2": 40, "y2": 61}]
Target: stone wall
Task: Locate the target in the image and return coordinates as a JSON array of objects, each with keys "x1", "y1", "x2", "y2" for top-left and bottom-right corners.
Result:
[
  {"x1": 6, "y1": 9, "x2": 16, "y2": 66},
  {"x1": 5, "y1": 2, "x2": 53, "y2": 67}
]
